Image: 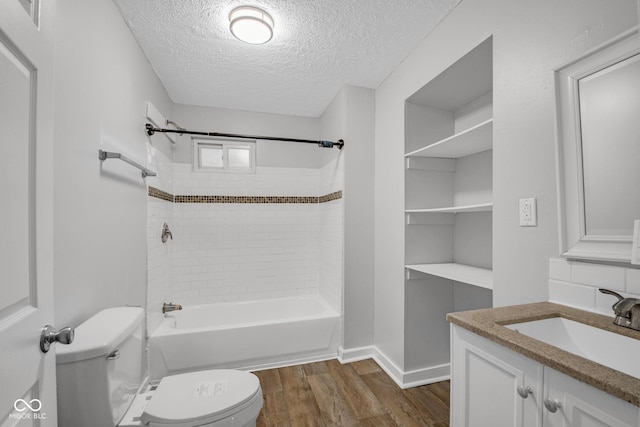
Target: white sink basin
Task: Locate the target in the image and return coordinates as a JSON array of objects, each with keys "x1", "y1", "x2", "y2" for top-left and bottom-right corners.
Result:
[{"x1": 506, "y1": 317, "x2": 640, "y2": 379}]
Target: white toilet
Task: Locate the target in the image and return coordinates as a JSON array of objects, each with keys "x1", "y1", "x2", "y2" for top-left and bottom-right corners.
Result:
[{"x1": 56, "y1": 307, "x2": 263, "y2": 427}]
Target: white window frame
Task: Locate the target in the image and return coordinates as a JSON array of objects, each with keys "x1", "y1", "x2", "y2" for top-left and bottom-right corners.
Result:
[{"x1": 192, "y1": 137, "x2": 256, "y2": 173}]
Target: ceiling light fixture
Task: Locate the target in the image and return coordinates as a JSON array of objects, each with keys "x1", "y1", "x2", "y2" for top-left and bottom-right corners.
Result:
[{"x1": 229, "y1": 6, "x2": 274, "y2": 45}]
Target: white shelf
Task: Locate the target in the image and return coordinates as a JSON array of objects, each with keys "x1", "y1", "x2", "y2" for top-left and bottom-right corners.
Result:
[
  {"x1": 405, "y1": 263, "x2": 493, "y2": 290},
  {"x1": 406, "y1": 202, "x2": 492, "y2": 214},
  {"x1": 405, "y1": 118, "x2": 493, "y2": 159}
]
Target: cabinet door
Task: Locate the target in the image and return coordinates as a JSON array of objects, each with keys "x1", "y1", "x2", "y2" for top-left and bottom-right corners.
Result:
[
  {"x1": 451, "y1": 325, "x2": 543, "y2": 427},
  {"x1": 543, "y1": 368, "x2": 640, "y2": 427}
]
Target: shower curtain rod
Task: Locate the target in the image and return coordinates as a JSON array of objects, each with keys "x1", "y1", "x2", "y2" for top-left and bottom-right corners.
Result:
[{"x1": 145, "y1": 123, "x2": 344, "y2": 149}]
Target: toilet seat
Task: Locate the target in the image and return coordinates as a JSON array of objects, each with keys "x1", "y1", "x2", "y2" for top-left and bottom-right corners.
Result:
[{"x1": 140, "y1": 369, "x2": 262, "y2": 427}]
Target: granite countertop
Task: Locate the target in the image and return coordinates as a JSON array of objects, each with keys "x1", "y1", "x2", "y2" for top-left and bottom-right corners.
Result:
[{"x1": 447, "y1": 302, "x2": 640, "y2": 406}]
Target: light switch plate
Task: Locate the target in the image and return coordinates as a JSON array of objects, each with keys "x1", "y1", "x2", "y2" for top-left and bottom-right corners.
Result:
[
  {"x1": 631, "y1": 220, "x2": 640, "y2": 265},
  {"x1": 519, "y1": 197, "x2": 537, "y2": 226}
]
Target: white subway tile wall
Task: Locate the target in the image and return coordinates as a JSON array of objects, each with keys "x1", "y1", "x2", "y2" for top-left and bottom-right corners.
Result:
[
  {"x1": 147, "y1": 155, "x2": 344, "y2": 328},
  {"x1": 147, "y1": 143, "x2": 174, "y2": 194},
  {"x1": 319, "y1": 156, "x2": 344, "y2": 313},
  {"x1": 570, "y1": 262, "x2": 626, "y2": 292},
  {"x1": 147, "y1": 197, "x2": 174, "y2": 335},
  {"x1": 548, "y1": 258, "x2": 640, "y2": 315},
  {"x1": 172, "y1": 202, "x2": 320, "y2": 304},
  {"x1": 146, "y1": 145, "x2": 174, "y2": 335},
  {"x1": 319, "y1": 154, "x2": 344, "y2": 196},
  {"x1": 548, "y1": 278, "x2": 596, "y2": 310}
]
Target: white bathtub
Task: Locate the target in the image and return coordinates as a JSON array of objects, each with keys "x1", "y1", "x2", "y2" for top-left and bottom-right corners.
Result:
[{"x1": 148, "y1": 295, "x2": 340, "y2": 379}]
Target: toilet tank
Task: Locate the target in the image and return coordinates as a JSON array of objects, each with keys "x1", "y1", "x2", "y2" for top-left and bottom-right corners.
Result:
[{"x1": 56, "y1": 307, "x2": 144, "y2": 427}]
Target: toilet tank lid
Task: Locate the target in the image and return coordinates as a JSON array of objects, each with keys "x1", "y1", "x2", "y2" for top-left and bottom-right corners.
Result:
[{"x1": 56, "y1": 307, "x2": 144, "y2": 364}]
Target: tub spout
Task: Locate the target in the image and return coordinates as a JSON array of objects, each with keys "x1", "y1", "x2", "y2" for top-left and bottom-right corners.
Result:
[{"x1": 162, "y1": 302, "x2": 183, "y2": 314}]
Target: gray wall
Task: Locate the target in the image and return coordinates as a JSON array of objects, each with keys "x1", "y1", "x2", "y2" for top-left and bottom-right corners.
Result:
[
  {"x1": 53, "y1": 0, "x2": 173, "y2": 326},
  {"x1": 320, "y1": 86, "x2": 376, "y2": 351},
  {"x1": 342, "y1": 87, "x2": 376, "y2": 350},
  {"x1": 374, "y1": 0, "x2": 638, "y2": 370}
]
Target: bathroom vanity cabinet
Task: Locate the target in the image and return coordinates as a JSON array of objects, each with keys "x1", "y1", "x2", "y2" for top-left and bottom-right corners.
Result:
[{"x1": 451, "y1": 325, "x2": 640, "y2": 427}]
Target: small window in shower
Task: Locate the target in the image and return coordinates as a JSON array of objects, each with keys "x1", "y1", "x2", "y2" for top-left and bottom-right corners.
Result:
[
  {"x1": 227, "y1": 146, "x2": 251, "y2": 168},
  {"x1": 193, "y1": 138, "x2": 255, "y2": 173},
  {"x1": 199, "y1": 144, "x2": 224, "y2": 168}
]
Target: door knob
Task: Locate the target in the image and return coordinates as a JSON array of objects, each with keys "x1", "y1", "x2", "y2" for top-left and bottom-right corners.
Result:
[
  {"x1": 517, "y1": 385, "x2": 533, "y2": 398},
  {"x1": 40, "y1": 325, "x2": 74, "y2": 353},
  {"x1": 543, "y1": 397, "x2": 562, "y2": 413}
]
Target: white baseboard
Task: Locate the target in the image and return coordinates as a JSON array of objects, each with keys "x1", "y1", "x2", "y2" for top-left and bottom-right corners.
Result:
[
  {"x1": 371, "y1": 348, "x2": 405, "y2": 387},
  {"x1": 337, "y1": 345, "x2": 450, "y2": 389},
  {"x1": 246, "y1": 351, "x2": 338, "y2": 373},
  {"x1": 401, "y1": 363, "x2": 450, "y2": 388},
  {"x1": 337, "y1": 345, "x2": 375, "y2": 363}
]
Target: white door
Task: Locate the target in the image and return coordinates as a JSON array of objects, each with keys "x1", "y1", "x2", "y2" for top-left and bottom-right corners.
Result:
[{"x1": 0, "y1": 0, "x2": 57, "y2": 425}]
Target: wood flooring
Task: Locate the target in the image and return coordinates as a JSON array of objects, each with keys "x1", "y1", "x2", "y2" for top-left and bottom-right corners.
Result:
[{"x1": 253, "y1": 359, "x2": 450, "y2": 427}]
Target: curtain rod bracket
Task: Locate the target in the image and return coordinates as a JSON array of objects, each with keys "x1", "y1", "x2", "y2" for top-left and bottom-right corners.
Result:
[{"x1": 145, "y1": 123, "x2": 344, "y2": 150}]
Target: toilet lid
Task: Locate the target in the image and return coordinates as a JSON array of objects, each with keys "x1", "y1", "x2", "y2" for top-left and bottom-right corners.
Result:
[{"x1": 141, "y1": 369, "x2": 261, "y2": 426}]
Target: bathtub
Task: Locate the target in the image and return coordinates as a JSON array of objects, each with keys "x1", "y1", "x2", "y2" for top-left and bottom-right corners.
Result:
[{"x1": 148, "y1": 295, "x2": 340, "y2": 379}]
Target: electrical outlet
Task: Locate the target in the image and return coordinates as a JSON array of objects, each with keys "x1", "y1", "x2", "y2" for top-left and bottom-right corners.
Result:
[{"x1": 519, "y1": 197, "x2": 537, "y2": 226}]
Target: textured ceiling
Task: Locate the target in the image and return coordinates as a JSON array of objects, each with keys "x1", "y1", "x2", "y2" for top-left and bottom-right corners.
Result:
[{"x1": 113, "y1": 0, "x2": 461, "y2": 117}]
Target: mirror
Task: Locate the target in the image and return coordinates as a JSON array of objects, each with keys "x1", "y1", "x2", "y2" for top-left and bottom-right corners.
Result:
[
  {"x1": 580, "y1": 52, "x2": 640, "y2": 236},
  {"x1": 556, "y1": 27, "x2": 640, "y2": 263}
]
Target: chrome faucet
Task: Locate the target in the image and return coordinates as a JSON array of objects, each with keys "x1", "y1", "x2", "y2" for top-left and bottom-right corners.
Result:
[
  {"x1": 599, "y1": 288, "x2": 640, "y2": 331},
  {"x1": 162, "y1": 302, "x2": 183, "y2": 314}
]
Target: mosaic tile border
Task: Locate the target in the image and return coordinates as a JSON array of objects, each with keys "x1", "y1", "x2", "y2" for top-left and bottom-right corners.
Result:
[
  {"x1": 174, "y1": 195, "x2": 320, "y2": 204},
  {"x1": 148, "y1": 187, "x2": 174, "y2": 202},
  {"x1": 319, "y1": 191, "x2": 342, "y2": 203},
  {"x1": 148, "y1": 187, "x2": 342, "y2": 205}
]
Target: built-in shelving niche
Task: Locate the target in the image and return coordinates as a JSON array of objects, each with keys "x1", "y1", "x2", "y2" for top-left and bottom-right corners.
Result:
[{"x1": 403, "y1": 37, "x2": 493, "y2": 375}]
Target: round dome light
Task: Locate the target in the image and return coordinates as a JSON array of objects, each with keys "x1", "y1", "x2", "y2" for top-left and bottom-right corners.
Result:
[{"x1": 229, "y1": 6, "x2": 274, "y2": 45}]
